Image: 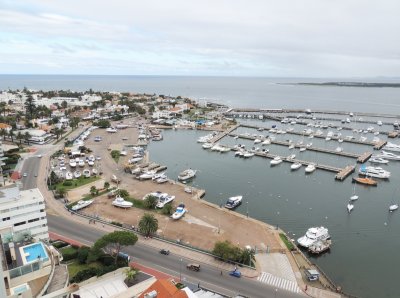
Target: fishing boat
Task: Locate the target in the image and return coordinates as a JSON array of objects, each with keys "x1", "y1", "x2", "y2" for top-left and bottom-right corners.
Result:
[
  {"x1": 352, "y1": 177, "x2": 378, "y2": 186},
  {"x1": 291, "y1": 162, "x2": 302, "y2": 170},
  {"x1": 270, "y1": 156, "x2": 282, "y2": 165},
  {"x1": 71, "y1": 200, "x2": 93, "y2": 211},
  {"x1": 171, "y1": 203, "x2": 186, "y2": 220},
  {"x1": 83, "y1": 169, "x2": 91, "y2": 178},
  {"x1": 178, "y1": 169, "x2": 197, "y2": 181},
  {"x1": 224, "y1": 196, "x2": 243, "y2": 210},
  {"x1": 389, "y1": 204, "x2": 399, "y2": 212},
  {"x1": 297, "y1": 227, "x2": 330, "y2": 248},
  {"x1": 305, "y1": 164, "x2": 316, "y2": 173},
  {"x1": 347, "y1": 203, "x2": 354, "y2": 213}
]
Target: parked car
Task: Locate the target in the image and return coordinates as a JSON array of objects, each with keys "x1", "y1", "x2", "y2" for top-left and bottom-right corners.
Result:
[
  {"x1": 186, "y1": 263, "x2": 200, "y2": 271},
  {"x1": 159, "y1": 249, "x2": 170, "y2": 255}
]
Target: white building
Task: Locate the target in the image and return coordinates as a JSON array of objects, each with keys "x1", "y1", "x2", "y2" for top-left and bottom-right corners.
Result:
[
  {"x1": 0, "y1": 185, "x2": 49, "y2": 241},
  {"x1": 152, "y1": 110, "x2": 172, "y2": 119}
]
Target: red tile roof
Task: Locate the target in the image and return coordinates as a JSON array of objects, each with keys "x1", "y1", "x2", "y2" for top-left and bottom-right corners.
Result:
[{"x1": 138, "y1": 279, "x2": 188, "y2": 298}]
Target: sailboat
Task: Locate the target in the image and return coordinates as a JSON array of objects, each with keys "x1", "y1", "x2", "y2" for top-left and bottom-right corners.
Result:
[
  {"x1": 347, "y1": 203, "x2": 354, "y2": 213},
  {"x1": 350, "y1": 184, "x2": 359, "y2": 201}
]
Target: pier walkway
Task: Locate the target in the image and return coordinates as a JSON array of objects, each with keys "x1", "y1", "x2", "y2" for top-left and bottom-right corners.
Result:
[
  {"x1": 210, "y1": 124, "x2": 240, "y2": 143},
  {"x1": 229, "y1": 133, "x2": 370, "y2": 163}
]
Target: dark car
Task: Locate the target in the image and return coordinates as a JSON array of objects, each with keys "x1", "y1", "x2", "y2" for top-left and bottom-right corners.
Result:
[
  {"x1": 186, "y1": 263, "x2": 200, "y2": 271},
  {"x1": 160, "y1": 249, "x2": 170, "y2": 255}
]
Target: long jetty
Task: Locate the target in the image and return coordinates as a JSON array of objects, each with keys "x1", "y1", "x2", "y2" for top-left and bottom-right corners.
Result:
[
  {"x1": 210, "y1": 124, "x2": 240, "y2": 143},
  {"x1": 230, "y1": 133, "x2": 371, "y2": 163},
  {"x1": 224, "y1": 145, "x2": 355, "y2": 181}
]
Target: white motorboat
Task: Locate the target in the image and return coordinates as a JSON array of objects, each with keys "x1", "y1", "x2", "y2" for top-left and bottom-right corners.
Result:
[
  {"x1": 78, "y1": 160, "x2": 85, "y2": 167},
  {"x1": 378, "y1": 151, "x2": 400, "y2": 161},
  {"x1": 65, "y1": 172, "x2": 73, "y2": 180},
  {"x1": 202, "y1": 143, "x2": 213, "y2": 149},
  {"x1": 254, "y1": 139, "x2": 262, "y2": 144},
  {"x1": 129, "y1": 157, "x2": 143, "y2": 164},
  {"x1": 347, "y1": 203, "x2": 354, "y2": 213},
  {"x1": 156, "y1": 177, "x2": 168, "y2": 184},
  {"x1": 306, "y1": 143, "x2": 313, "y2": 148},
  {"x1": 359, "y1": 136, "x2": 367, "y2": 142},
  {"x1": 299, "y1": 147, "x2": 307, "y2": 152},
  {"x1": 287, "y1": 154, "x2": 296, "y2": 160},
  {"x1": 171, "y1": 203, "x2": 186, "y2": 220},
  {"x1": 71, "y1": 200, "x2": 93, "y2": 211},
  {"x1": 74, "y1": 171, "x2": 81, "y2": 178},
  {"x1": 152, "y1": 172, "x2": 166, "y2": 181},
  {"x1": 297, "y1": 227, "x2": 330, "y2": 248},
  {"x1": 224, "y1": 196, "x2": 243, "y2": 209},
  {"x1": 83, "y1": 169, "x2": 91, "y2": 178},
  {"x1": 369, "y1": 157, "x2": 389, "y2": 164},
  {"x1": 178, "y1": 169, "x2": 197, "y2": 181},
  {"x1": 233, "y1": 135, "x2": 239, "y2": 139},
  {"x1": 211, "y1": 144, "x2": 222, "y2": 151},
  {"x1": 92, "y1": 168, "x2": 98, "y2": 175},
  {"x1": 291, "y1": 162, "x2": 302, "y2": 170},
  {"x1": 140, "y1": 170, "x2": 156, "y2": 180},
  {"x1": 270, "y1": 156, "x2": 282, "y2": 165},
  {"x1": 106, "y1": 127, "x2": 118, "y2": 133},
  {"x1": 383, "y1": 142, "x2": 400, "y2": 153},
  {"x1": 389, "y1": 204, "x2": 399, "y2": 212},
  {"x1": 243, "y1": 151, "x2": 254, "y2": 158},
  {"x1": 288, "y1": 144, "x2": 295, "y2": 150},
  {"x1": 120, "y1": 150, "x2": 128, "y2": 156},
  {"x1": 262, "y1": 139, "x2": 271, "y2": 145},
  {"x1": 335, "y1": 147, "x2": 343, "y2": 153},
  {"x1": 184, "y1": 187, "x2": 192, "y2": 194},
  {"x1": 156, "y1": 195, "x2": 175, "y2": 208},
  {"x1": 69, "y1": 160, "x2": 77, "y2": 168},
  {"x1": 338, "y1": 138, "x2": 343, "y2": 143},
  {"x1": 359, "y1": 165, "x2": 390, "y2": 179},
  {"x1": 234, "y1": 150, "x2": 244, "y2": 157},
  {"x1": 305, "y1": 164, "x2": 316, "y2": 173},
  {"x1": 197, "y1": 134, "x2": 214, "y2": 143},
  {"x1": 112, "y1": 196, "x2": 133, "y2": 208},
  {"x1": 88, "y1": 160, "x2": 94, "y2": 166},
  {"x1": 218, "y1": 145, "x2": 231, "y2": 153}
]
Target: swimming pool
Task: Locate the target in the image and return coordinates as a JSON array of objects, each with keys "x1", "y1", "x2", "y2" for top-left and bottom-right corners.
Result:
[{"x1": 21, "y1": 243, "x2": 49, "y2": 264}]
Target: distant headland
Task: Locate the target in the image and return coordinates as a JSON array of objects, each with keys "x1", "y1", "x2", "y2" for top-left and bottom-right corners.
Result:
[{"x1": 292, "y1": 82, "x2": 400, "y2": 88}]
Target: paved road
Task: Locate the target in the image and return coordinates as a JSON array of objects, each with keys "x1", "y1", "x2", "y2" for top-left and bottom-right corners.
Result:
[{"x1": 48, "y1": 214, "x2": 304, "y2": 298}]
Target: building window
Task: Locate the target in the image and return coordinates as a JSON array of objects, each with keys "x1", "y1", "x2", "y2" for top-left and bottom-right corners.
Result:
[
  {"x1": 2, "y1": 217, "x2": 10, "y2": 221},
  {"x1": 14, "y1": 221, "x2": 26, "y2": 227},
  {"x1": 28, "y1": 218, "x2": 39, "y2": 223}
]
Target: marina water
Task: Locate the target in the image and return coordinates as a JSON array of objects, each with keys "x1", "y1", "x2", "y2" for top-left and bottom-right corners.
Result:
[{"x1": 3, "y1": 75, "x2": 400, "y2": 297}]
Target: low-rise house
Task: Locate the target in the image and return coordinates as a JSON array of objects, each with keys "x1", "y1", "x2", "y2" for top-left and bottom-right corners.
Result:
[{"x1": 0, "y1": 123, "x2": 12, "y2": 133}]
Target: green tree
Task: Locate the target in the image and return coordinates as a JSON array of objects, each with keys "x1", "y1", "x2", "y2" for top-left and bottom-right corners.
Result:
[
  {"x1": 161, "y1": 203, "x2": 173, "y2": 215},
  {"x1": 70, "y1": 117, "x2": 80, "y2": 129},
  {"x1": 0, "y1": 129, "x2": 7, "y2": 140},
  {"x1": 92, "y1": 231, "x2": 138, "y2": 264},
  {"x1": 144, "y1": 195, "x2": 158, "y2": 209},
  {"x1": 93, "y1": 119, "x2": 111, "y2": 128},
  {"x1": 212, "y1": 240, "x2": 242, "y2": 263},
  {"x1": 0, "y1": 102, "x2": 6, "y2": 117},
  {"x1": 61, "y1": 100, "x2": 68, "y2": 109},
  {"x1": 124, "y1": 267, "x2": 138, "y2": 285},
  {"x1": 118, "y1": 189, "x2": 129, "y2": 199},
  {"x1": 138, "y1": 213, "x2": 158, "y2": 237},
  {"x1": 8, "y1": 129, "x2": 14, "y2": 143},
  {"x1": 16, "y1": 131, "x2": 23, "y2": 144},
  {"x1": 57, "y1": 188, "x2": 66, "y2": 198},
  {"x1": 24, "y1": 132, "x2": 31, "y2": 145},
  {"x1": 104, "y1": 181, "x2": 110, "y2": 190},
  {"x1": 90, "y1": 186, "x2": 97, "y2": 196},
  {"x1": 24, "y1": 95, "x2": 35, "y2": 120}
]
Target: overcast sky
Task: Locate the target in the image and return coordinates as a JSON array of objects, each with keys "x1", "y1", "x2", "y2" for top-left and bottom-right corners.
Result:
[{"x1": 0, "y1": 0, "x2": 399, "y2": 77}]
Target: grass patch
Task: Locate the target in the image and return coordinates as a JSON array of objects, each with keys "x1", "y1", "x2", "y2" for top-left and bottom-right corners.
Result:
[
  {"x1": 111, "y1": 150, "x2": 120, "y2": 163},
  {"x1": 60, "y1": 246, "x2": 78, "y2": 255},
  {"x1": 279, "y1": 233, "x2": 295, "y2": 251},
  {"x1": 67, "y1": 260, "x2": 102, "y2": 279},
  {"x1": 55, "y1": 176, "x2": 100, "y2": 192}
]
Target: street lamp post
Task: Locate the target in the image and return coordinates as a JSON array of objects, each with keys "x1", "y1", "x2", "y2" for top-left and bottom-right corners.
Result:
[
  {"x1": 179, "y1": 258, "x2": 183, "y2": 282},
  {"x1": 246, "y1": 200, "x2": 249, "y2": 218},
  {"x1": 274, "y1": 288, "x2": 278, "y2": 298}
]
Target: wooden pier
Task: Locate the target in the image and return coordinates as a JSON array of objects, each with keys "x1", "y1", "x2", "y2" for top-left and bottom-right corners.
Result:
[
  {"x1": 335, "y1": 165, "x2": 355, "y2": 181},
  {"x1": 229, "y1": 133, "x2": 369, "y2": 162},
  {"x1": 388, "y1": 131, "x2": 400, "y2": 138},
  {"x1": 373, "y1": 140, "x2": 387, "y2": 150},
  {"x1": 211, "y1": 124, "x2": 240, "y2": 143}
]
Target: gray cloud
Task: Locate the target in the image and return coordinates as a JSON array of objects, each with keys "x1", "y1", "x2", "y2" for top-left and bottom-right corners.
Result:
[{"x1": 0, "y1": 0, "x2": 399, "y2": 76}]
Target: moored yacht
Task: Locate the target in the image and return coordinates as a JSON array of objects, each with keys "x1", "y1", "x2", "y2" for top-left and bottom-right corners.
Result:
[
  {"x1": 384, "y1": 142, "x2": 400, "y2": 152},
  {"x1": 369, "y1": 157, "x2": 389, "y2": 164},
  {"x1": 297, "y1": 227, "x2": 330, "y2": 248},
  {"x1": 347, "y1": 203, "x2": 354, "y2": 213},
  {"x1": 359, "y1": 165, "x2": 390, "y2": 179},
  {"x1": 305, "y1": 164, "x2": 316, "y2": 173},
  {"x1": 224, "y1": 196, "x2": 243, "y2": 210},
  {"x1": 389, "y1": 204, "x2": 399, "y2": 212},
  {"x1": 178, "y1": 169, "x2": 197, "y2": 181},
  {"x1": 377, "y1": 151, "x2": 400, "y2": 161},
  {"x1": 291, "y1": 162, "x2": 302, "y2": 170},
  {"x1": 270, "y1": 156, "x2": 282, "y2": 165},
  {"x1": 202, "y1": 143, "x2": 213, "y2": 149}
]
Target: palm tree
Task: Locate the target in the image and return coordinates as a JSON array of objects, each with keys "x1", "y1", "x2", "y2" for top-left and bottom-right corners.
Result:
[
  {"x1": 8, "y1": 129, "x2": 14, "y2": 143},
  {"x1": 138, "y1": 213, "x2": 158, "y2": 237},
  {"x1": 0, "y1": 129, "x2": 6, "y2": 140},
  {"x1": 16, "y1": 131, "x2": 23, "y2": 144},
  {"x1": 124, "y1": 267, "x2": 138, "y2": 286},
  {"x1": 24, "y1": 132, "x2": 31, "y2": 145}
]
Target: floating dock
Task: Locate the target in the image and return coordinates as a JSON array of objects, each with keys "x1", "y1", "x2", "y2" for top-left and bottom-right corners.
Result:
[
  {"x1": 388, "y1": 131, "x2": 400, "y2": 138},
  {"x1": 211, "y1": 124, "x2": 240, "y2": 143},
  {"x1": 335, "y1": 165, "x2": 355, "y2": 181},
  {"x1": 229, "y1": 133, "x2": 370, "y2": 163}
]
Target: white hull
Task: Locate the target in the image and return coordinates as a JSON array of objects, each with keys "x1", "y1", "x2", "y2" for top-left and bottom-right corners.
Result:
[
  {"x1": 291, "y1": 163, "x2": 302, "y2": 170},
  {"x1": 72, "y1": 200, "x2": 93, "y2": 211},
  {"x1": 347, "y1": 204, "x2": 354, "y2": 213},
  {"x1": 389, "y1": 204, "x2": 399, "y2": 212},
  {"x1": 112, "y1": 197, "x2": 133, "y2": 208}
]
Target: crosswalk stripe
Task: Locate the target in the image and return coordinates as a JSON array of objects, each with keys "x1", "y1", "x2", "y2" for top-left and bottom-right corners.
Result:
[{"x1": 257, "y1": 272, "x2": 300, "y2": 293}]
